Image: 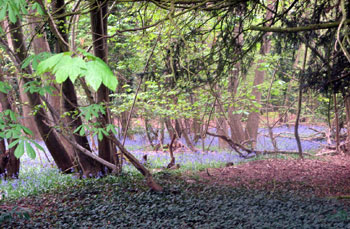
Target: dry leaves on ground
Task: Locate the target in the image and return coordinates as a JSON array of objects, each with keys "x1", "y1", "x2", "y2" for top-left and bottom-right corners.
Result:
[{"x1": 198, "y1": 155, "x2": 350, "y2": 197}]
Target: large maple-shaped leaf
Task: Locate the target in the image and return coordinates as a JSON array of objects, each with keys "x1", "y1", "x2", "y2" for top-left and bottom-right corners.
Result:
[
  {"x1": 85, "y1": 59, "x2": 117, "y2": 92},
  {"x1": 95, "y1": 58, "x2": 118, "y2": 91},
  {"x1": 37, "y1": 53, "x2": 64, "y2": 74},
  {"x1": 53, "y1": 55, "x2": 86, "y2": 83},
  {"x1": 85, "y1": 61, "x2": 103, "y2": 91},
  {"x1": 37, "y1": 52, "x2": 117, "y2": 92}
]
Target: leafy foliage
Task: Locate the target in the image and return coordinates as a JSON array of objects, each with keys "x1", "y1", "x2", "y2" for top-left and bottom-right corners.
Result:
[
  {"x1": 2, "y1": 176, "x2": 350, "y2": 228},
  {"x1": 36, "y1": 51, "x2": 118, "y2": 91},
  {"x1": 0, "y1": 207, "x2": 30, "y2": 225},
  {"x1": 0, "y1": 109, "x2": 44, "y2": 159},
  {"x1": 0, "y1": 0, "x2": 27, "y2": 23}
]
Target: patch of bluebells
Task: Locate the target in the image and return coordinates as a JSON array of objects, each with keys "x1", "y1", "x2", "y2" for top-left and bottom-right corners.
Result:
[
  {"x1": 0, "y1": 125, "x2": 328, "y2": 199},
  {"x1": 0, "y1": 146, "x2": 79, "y2": 199},
  {"x1": 257, "y1": 125, "x2": 326, "y2": 151}
]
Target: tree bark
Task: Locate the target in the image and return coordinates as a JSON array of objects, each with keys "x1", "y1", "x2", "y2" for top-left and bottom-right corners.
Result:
[
  {"x1": 4, "y1": 18, "x2": 43, "y2": 140},
  {"x1": 8, "y1": 19, "x2": 74, "y2": 172},
  {"x1": 228, "y1": 64, "x2": 245, "y2": 143},
  {"x1": 244, "y1": 0, "x2": 274, "y2": 146},
  {"x1": 344, "y1": 94, "x2": 350, "y2": 153},
  {"x1": 90, "y1": 0, "x2": 116, "y2": 173},
  {"x1": 51, "y1": 0, "x2": 104, "y2": 177},
  {"x1": 228, "y1": 20, "x2": 245, "y2": 144},
  {"x1": 0, "y1": 76, "x2": 19, "y2": 179}
]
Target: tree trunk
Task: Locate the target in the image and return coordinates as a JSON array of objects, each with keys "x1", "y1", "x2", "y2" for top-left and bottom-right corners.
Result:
[
  {"x1": 52, "y1": 0, "x2": 103, "y2": 177},
  {"x1": 0, "y1": 77, "x2": 19, "y2": 179},
  {"x1": 179, "y1": 120, "x2": 197, "y2": 152},
  {"x1": 3, "y1": 18, "x2": 43, "y2": 141},
  {"x1": 216, "y1": 117, "x2": 230, "y2": 149},
  {"x1": 228, "y1": 65, "x2": 245, "y2": 143},
  {"x1": 90, "y1": 0, "x2": 116, "y2": 173},
  {"x1": 228, "y1": 22, "x2": 245, "y2": 144},
  {"x1": 344, "y1": 94, "x2": 350, "y2": 153},
  {"x1": 244, "y1": 0, "x2": 274, "y2": 146},
  {"x1": 8, "y1": 19, "x2": 74, "y2": 172}
]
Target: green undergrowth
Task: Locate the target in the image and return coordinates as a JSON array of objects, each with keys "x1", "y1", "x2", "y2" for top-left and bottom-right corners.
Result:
[
  {"x1": 1, "y1": 173, "x2": 350, "y2": 228},
  {"x1": 0, "y1": 151, "x2": 320, "y2": 201}
]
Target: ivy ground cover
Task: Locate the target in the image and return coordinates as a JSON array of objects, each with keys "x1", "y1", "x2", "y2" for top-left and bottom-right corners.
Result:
[{"x1": 2, "y1": 174, "x2": 350, "y2": 228}]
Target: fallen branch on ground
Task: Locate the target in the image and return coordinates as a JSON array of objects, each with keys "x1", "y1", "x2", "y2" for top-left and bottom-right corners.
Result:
[
  {"x1": 206, "y1": 132, "x2": 312, "y2": 157},
  {"x1": 61, "y1": 133, "x2": 163, "y2": 192}
]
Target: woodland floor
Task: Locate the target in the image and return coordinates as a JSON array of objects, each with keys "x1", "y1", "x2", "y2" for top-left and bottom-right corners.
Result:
[
  {"x1": 198, "y1": 154, "x2": 350, "y2": 198},
  {"x1": 3, "y1": 155, "x2": 350, "y2": 227}
]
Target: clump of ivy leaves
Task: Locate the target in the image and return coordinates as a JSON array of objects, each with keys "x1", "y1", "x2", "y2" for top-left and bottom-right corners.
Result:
[{"x1": 2, "y1": 172, "x2": 350, "y2": 228}]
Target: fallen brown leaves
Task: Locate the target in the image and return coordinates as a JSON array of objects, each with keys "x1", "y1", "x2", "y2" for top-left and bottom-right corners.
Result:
[{"x1": 198, "y1": 155, "x2": 350, "y2": 198}]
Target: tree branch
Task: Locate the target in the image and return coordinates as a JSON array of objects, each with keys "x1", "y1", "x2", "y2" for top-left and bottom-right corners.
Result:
[{"x1": 250, "y1": 19, "x2": 350, "y2": 33}]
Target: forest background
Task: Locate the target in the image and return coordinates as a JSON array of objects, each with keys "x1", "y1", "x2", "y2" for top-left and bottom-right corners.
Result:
[{"x1": 0, "y1": 0, "x2": 349, "y2": 195}]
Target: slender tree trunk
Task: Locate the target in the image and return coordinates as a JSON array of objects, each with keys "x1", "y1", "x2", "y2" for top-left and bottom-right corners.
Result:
[
  {"x1": 344, "y1": 94, "x2": 350, "y2": 153},
  {"x1": 216, "y1": 116, "x2": 230, "y2": 149},
  {"x1": 228, "y1": 66, "x2": 245, "y2": 143},
  {"x1": 228, "y1": 22, "x2": 245, "y2": 144},
  {"x1": 179, "y1": 120, "x2": 197, "y2": 152},
  {"x1": 244, "y1": 0, "x2": 274, "y2": 146},
  {"x1": 333, "y1": 93, "x2": 340, "y2": 153},
  {"x1": 3, "y1": 18, "x2": 43, "y2": 141},
  {"x1": 165, "y1": 118, "x2": 175, "y2": 140},
  {"x1": 90, "y1": 0, "x2": 116, "y2": 173},
  {"x1": 294, "y1": 46, "x2": 308, "y2": 159}
]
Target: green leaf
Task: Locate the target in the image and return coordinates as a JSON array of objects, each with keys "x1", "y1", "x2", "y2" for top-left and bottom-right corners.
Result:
[
  {"x1": 79, "y1": 126, "x2": 85, "y2": 136},
  {"x1": 7, "y1": 3, "x2": 16, "y2": 23},
  {"x1": 98, "y1": 130, "x2": 103, "y2": 141},
  {"x1": 32, "y1": 2, "x2": 44, "y2": 15},
  {"x1": 21, "y1": 54, "x2": 35, "y2": 69},
  {"x1": 37, "y1": 53, "x2": 63, "y2": 75},
  {"x1": 8, "y1": 139, "x2": 19, "y2": 149},
  {"x1": 14, "y1": 141, "x2": 25, "y2": 158},
  {"x1": 85, "y1": 61, "x2": 103, "y2": 91},
  {"x1": 101, "y1": 128, "x2": 109, "y2": 137},
  {"x1": 31, "y1": 52, "x2": 52, "y2": 70},
  {"x1": 9, "y1": 110, "x2": 16, "y2": 121},
  {"x1": 68, "y1": 57, "x2": 86, "y2": 83},
  {"x1": 0, "y1": 3, "x2": 8, "y2": 21},
  {"x1": 53, "y1": 55, "x2": 72, "y2": 83},
  {"x1": 25, "y1": 142, "x2": 36, "y2": 159},
  {"x1": 5, "y1": 131, "x2": 12, "y2": 139},
  {"x1": 19, "y1": 0, "x2": 28, "y2": 15},
  {"x1": 0, "y1": 81, "x2": 11, "y2": 94},
  {"x1": 73, "y1": 125, "x2": 82, "y2": 134},
  {"x1": 32, "y1": 141, "x2": 45, "y2": 152},
  {"x1": 22, "y1": 126, "x2": 33, "y2": 136},
  {"x1": 95, "y1": 58, "x2": 118, "y2": 91}
]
